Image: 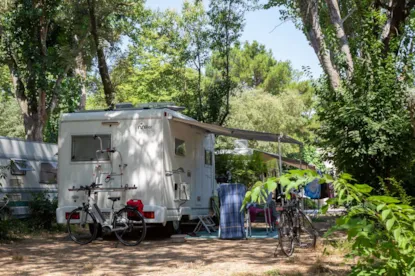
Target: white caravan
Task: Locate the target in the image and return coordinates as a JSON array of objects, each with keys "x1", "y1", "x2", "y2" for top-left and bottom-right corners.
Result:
[
  {"x1": 56, "y1": 106, "x2": 216, "y2": 232},
  {"x1": 0, "y1": 136, "x2": 58, "y2": 217}
]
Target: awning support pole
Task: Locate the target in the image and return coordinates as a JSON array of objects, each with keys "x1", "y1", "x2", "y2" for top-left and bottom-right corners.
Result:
[
  {"x1": 300, "y1": 145, "x2": 303, "y2": 170},
  {"x1": 278, "y1": 135, "x2": 284, "y2": 208},
  {"x1": 278, "y1": 136, "x2": 283, "y2": 177}
]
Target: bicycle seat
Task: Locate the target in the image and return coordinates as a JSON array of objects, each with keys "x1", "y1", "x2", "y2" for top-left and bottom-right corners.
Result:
[{"x1": 108, "y1": 197, "x2": 121, "y2": 202}]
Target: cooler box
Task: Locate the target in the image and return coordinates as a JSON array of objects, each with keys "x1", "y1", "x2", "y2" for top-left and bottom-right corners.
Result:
[{"x1": 127, "y1": 199, "x2": 144, "y2": 219}]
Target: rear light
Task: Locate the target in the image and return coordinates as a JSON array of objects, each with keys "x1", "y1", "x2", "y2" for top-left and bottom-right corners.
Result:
[
  {"x1": 143, "y1": 211, "x2": 155, "y2": 219},
  {"x1": 66, "y1": 212, "x2": 80, "y2": 220}
]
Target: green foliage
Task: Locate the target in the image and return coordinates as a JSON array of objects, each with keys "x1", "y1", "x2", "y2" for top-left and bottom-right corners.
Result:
[
  {"x1": 0, "y1": 218, "x2": 29, "y2": 240},
  {"x1": 328, "y1": 180, "x2": 415, "y2": 275},
  {"x1": 264, "y1": 0, "x2": 415, "y2": 196},
  {"x1": 379, "y1": 177, "x2": 415, "y2": 206},
  {"x1": 206, "y1": 0, "x2": 246, "y2": 124},
  {"x1": 316, "y1": 53, "x2": 413, "y2": 192},
  {"x1": 240, "y1": 177, "x2": 277, "y2": 211},
  {"x1": 0, "y1": 97, "x2": 25, "y2": 139},
  {"x1": 215, "y1": 151, "x2": 267, "y2": 188},
  {"x1": 222, "y1": 89, "x2": 314, "y2": 153},
  {"x1": 28, "y1": 192, "x2": 58, "y2": 230},
  {"x1": 274, "y1": 169, "x2": 415, "y2": 275}
]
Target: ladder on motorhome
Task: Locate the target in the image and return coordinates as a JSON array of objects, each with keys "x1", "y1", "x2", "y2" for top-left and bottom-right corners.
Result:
[{"x1": 193, "y1": 215, "x2": 216, "y2": 233}]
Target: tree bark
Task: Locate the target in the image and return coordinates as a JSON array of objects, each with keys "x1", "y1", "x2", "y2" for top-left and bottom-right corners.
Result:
[
  {"x1": 87, "y1": 0, "x2": 115, "y2": 110},
  {"x1": 299, "y1": 0, "x2": 341, "y2": 90},
  {"x1": 325, "y1": 0, "x2": 354, "y2": 78},
  {"x1": 75, "y1": 53, "x2": 87, "y2": 110},
  {"x1": 380, "y1": 0, "x2": 415, "y2": 54}
]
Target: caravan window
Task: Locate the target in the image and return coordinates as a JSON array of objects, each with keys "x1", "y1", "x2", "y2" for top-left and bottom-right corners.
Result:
[
  {"x1": 205, "y1": 150, "x2": 212, "y2": 165},
  {"x1": 10, "y1": 159, "x2": 34, "y2": 176},
  {"x1": 175, "y1": 139, "x2": 186, "y2": 156},
  {"x1": 71, "y1": 135, "x2": 111, "y2": 162},
  {"x1": 39, "y1": 162, "x2": 57, "y2": 184}
]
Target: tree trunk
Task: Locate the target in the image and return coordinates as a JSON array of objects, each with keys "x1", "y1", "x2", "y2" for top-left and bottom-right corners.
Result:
[
  {"x1": 8, "y1": 63, "x2": 44, "y2": 141},
  {"x1": 23, "y1": 114, "x2": 44, "y2": 141},
  {"x1": 299, "y1": 0, "x2": 341, "y2": 90},
  {"x1": 87, "y1": 0, "x2": 115, "y2": 109},
  {"x1": 75, "y1": 53, "x2": 87, "y2": 110},
  {"x1": 325, "y1": 0, "x2": 354, "y2": 78}
]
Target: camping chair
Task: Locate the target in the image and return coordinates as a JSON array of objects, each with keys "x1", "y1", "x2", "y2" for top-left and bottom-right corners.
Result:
[{"x1": 245, "y1": 193, "x2": 275, "y2": 236}]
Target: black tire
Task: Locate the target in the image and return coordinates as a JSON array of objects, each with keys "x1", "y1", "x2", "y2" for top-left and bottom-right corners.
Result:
[
  {"x1": 163, "y1": 221, "x2": 181, "y2": 238},
  {"x1": 297, "y1": 210, "x2": 317, "y2": 249},
  {"x1": 113, "y1": 207, "x2": 146, "y2": 246},
  {"x1": 67, "y1": 207, "x2": 97, "y2": 245},
  {"x1": 277, "y1": 210, "x2": 294, "y2": 257},
  {"x1": 89, "y1": 223, "x2": 103, "y2": 238}
]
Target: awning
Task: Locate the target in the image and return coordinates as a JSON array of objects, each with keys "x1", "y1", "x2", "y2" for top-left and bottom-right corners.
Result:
[
  {"x1": 216, "y1": 149, "x2": 315, "y2": 170},
  {"x1": 257, "y1": 151, "x2": 316, "y2": 170},
  {"x1": 171, "y1": 117, "x2": 302, "y2": 145}
]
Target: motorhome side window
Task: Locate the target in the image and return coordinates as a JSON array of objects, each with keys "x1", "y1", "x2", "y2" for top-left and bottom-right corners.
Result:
[
  {"x1": 39, "y1": 162, "x2": 57, "y2": 184},
  {"x1": 205, "y1": 150, "x2": 212, "y2": 165},
  {"x1": 175, "y1": 139, "x2": 186, "y2": 156},
  {"x1": 71, "y1": 135, "x2": 111, "y2": 162},
  {"x1": 10, "y1": 159, "x2": 34, "y2": 175}
]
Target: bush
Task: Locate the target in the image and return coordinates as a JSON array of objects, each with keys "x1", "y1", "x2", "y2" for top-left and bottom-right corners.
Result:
[
  {"x1": 28, "y1": 191, "x2": 58, "y2": 230},
  {"x1": 278, "y1": 170, "x2": 415, "y2": 275},
  {"x1": 0, "y1": 219, "x2": 30, "y2": 240}
]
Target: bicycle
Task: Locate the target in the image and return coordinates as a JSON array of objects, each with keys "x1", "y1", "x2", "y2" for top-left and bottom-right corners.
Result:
[
  {"x1": 275, "y1": 189, "x2": 318, "y2": 257},
  {"x1": 67, "y1": 182, "x2": 146, "y2": 246}
]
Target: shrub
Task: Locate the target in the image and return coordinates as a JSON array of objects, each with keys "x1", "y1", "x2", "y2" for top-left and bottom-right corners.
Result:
[
  {"x1": 28, "y1": 191, "x2": 58, "y2": 230},
  {"x1": 276, "y1": 170, "x2": 415, "y2": 275}
]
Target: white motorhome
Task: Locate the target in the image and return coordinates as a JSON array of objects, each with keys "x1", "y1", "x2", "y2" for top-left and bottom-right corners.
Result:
[
  {"x1": 0, "y1": 137, "x2": 58, "y2": 217},
  {"x1": 56, "y1": 105, "x2": 216, "y2": 232},
  {"x1": 56, "y1": 103, "x2": 303, "y2": 233}
]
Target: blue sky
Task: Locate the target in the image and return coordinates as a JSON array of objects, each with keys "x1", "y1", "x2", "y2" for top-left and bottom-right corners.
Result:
[{"x1": 145, "y1": 0, "x2": 322, "y2": 78}]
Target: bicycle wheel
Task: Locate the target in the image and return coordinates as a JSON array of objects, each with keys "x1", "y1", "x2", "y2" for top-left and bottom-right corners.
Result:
[
  {"x1": 297, "y1": 210, "x2": 317, "y2": 249},
  {"x1": 113, "y1": 207, "x2": 147, "y2": 246},
  {"x1": 67, "y1": 207, "x2": 97, "y2": 245},
  {"x1": 277, "y1": 210, "x2": 294, "y2": 257}
]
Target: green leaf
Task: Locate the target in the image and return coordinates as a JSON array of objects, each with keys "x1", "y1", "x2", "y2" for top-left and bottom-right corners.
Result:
[
  {"x1": 338, "y1": 189, "x2": 345, "y2": 200},
  {"x1": 279, "y1": 175, "x2": 291, "y2": 187},
  {"x1": 393, "y1": 228, "x2": 401, "y2": 241},
  {"x1": 340, "y1": 173, "x2": 356, "y2": 182},
  {"x1": 354, "y1": 184, "x2": 373, "y2": 193},
  {"x1": 381, "y1": 209, "x2": 391, "y2": 221},
  {"x1": 326, "y1": 198, "x2": 337, "y2": 205},
  {"x1": 251, "y1": 186, "x2": 261, "y2": 203},
  {"x1": 386, "y1": 218, "x2": 395, "y2": 231},
  {"x1": 321, "y1": 204, "x2": 329, "y2": 214},
  {"x1": 413, "y1": 222, "x2": 415, "y2": 231},
  {"x1": 367, "y1": 196, "x2": 400, "y2": 204},
  {"x1": 376, "y1": 203, "x2": 386, "y2": 212}
]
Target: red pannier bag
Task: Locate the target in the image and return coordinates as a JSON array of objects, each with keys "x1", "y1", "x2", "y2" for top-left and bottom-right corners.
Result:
[{"x1": 127, "y1": 199, "x2": 144, "y2": 219}]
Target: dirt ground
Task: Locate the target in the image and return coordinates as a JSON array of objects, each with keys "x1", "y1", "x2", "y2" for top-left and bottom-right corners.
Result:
[{"x1": 0, "y1": 220, "x2": 352, "y2": 276}]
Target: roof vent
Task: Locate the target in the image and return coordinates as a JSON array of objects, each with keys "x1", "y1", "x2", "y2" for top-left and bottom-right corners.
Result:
[
  {"x1": 115, "y1": 103, "x2": 134, "y2": 109},
  {"x1": 136, "y1": 102, "x2": 185, "y2": 111}
]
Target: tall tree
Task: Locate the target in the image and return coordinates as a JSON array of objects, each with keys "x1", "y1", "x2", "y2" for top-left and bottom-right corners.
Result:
[
  {"x1": 207, "y1": 0, "x2": 246, "y2": 125},
  {"x1": 87, "y1": 0, "x2": 115, "y2": 109},
  {"x1": 264, "y1": 0, "x2": 415, "y2": 191},
  {"x1": 0, "y1": 0, "x2": 90, "y2": 141},
  {"x1": 183, "y1": 0, "x2": 210, "y2": 121}
]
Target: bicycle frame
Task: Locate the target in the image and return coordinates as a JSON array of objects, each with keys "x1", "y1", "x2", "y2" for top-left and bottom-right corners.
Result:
[{"x1": 81, "y1": 191, "x2": 114, "y2": 228}]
